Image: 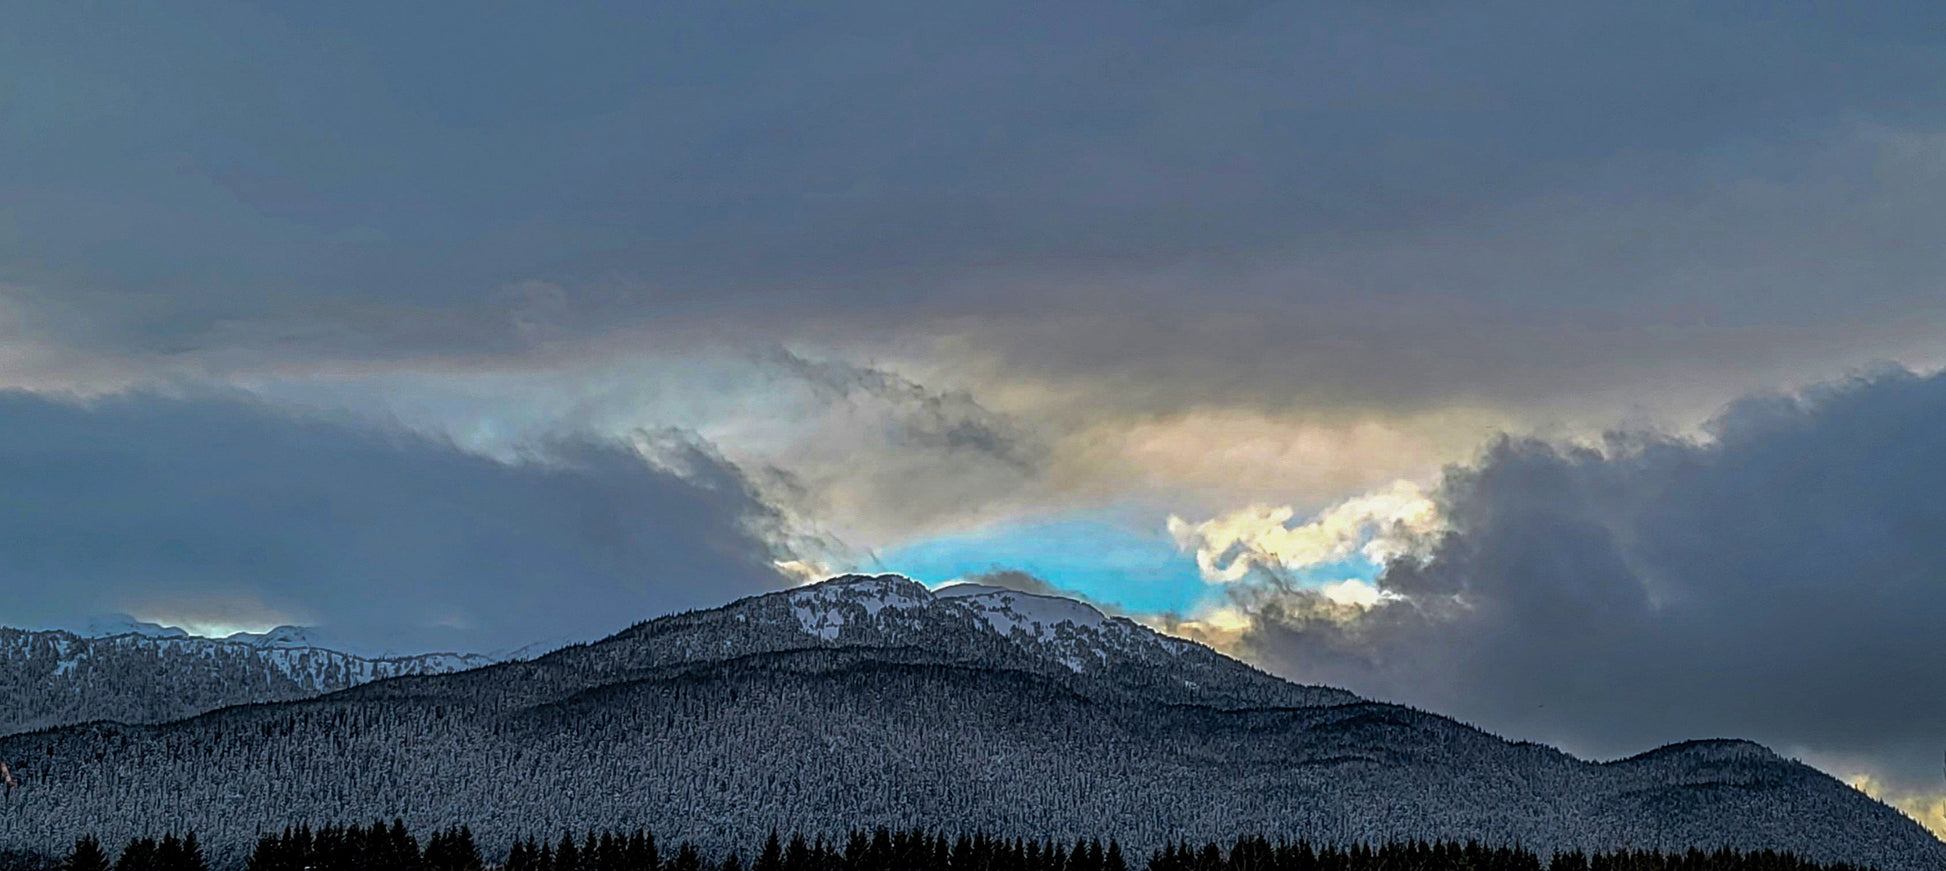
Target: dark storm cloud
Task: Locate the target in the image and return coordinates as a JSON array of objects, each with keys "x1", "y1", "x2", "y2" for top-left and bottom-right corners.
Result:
[
  {"x1": 5, "y1": 1, "x2": 1946, "y2": 412},
  {"x1": 1240, "y1": 366, "x2": 1946, "y2": 791},
  {"x1": 956, "y1": 570, "x2": 1071, "y2": 598},
  {"x1": 952, "y1": 570, "x2": 1127, "y2": 617},
  {"x1": 0, "y1": 392, "x2": 787, "y2": 653}
]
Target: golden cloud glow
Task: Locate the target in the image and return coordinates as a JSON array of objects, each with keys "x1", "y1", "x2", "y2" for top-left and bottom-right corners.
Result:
[
  {"x1": 773, "y1": 559, "x2": 838, "y2": 586},
  {"x1": 1848, "y1": 773, "x2": 1946, "y2": 838},
  {"x1": 1056, "y1": 407, "x2": 1498, "y2": 508},
  {"x1": 1166, "y1": 480, "x2": 1443, "y2": 583},
  {"x1": 1140, "y1": 605, "x2": 1257, "y2": 652},
  {"x1": 1319, "y1": 578, "x2": 1386, "y2": 608}
]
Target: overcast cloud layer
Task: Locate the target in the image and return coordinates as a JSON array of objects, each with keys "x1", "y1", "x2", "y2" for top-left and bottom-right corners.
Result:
[
  {"x1": 5, "y1": 1, "x2": 1946, "y2": 550},
  {"x1": 4, "y1": 3, "x2": 1945, "y2": 409}
]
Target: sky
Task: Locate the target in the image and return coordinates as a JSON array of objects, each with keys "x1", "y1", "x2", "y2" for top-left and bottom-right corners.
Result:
[{"x1": 6, "y1": 0, "x2": 1946, "y2": 833}]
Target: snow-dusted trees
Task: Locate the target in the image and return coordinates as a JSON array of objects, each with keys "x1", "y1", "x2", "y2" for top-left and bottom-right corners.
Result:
[{"x1": 0, "y1": 578, "x2": 1937, "y2": 871}]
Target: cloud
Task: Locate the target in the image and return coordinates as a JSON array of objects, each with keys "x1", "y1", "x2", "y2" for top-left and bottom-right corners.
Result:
[
  {"x1": 1225, "y1": 366, "x2": 1946, "y2": 808},
  {"x1": 8, "y1": 3, "x2": 1946, "y2": 815},
  {"x1": 8, "y1": 2, "x2": 1946, "y2": 569},
  {"x1": 1850, "y1": 776, "x2": 1946, "y2": 838},
  {"x1": 226, "y1": 348, "x2": 1057, "y2": 553},
  {"x1": 944, "y1": 569, "x2": 1129, "y2": 617},
  {"x1": 4, "y1": 2, "x2": 1946, "y2": 426},
  {"x1": 0, "y1": 391, "x2": 788, "y2": 653},
  {"x1": 767, "y1": 350, "x2": 1046, "y2": 475},
  {"x1": 725, "y1": 352, "x2": 1056, "y2": 546},
  {"x1": 1140, "y1": 604, "x2": 1258, "y2": 653},
  {"x1": 949, "y1": 569, "x2": 1069, "y2": 598},
  {"x1": 1167, "y1": 480, "x2": 1440, "y2": 583}
]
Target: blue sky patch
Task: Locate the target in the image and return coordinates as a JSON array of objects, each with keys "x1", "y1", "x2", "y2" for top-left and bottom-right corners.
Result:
[
  {"x1": 875, "y1": 514, "x2": 1213, "y2": 615},
  {"x1": 875, "y1": 511, "x2": 1389, "y2": 616}
]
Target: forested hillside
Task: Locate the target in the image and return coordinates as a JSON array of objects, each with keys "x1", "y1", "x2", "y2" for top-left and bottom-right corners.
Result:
[
  {"x1": 0, "y1": 577, "x2": 1934, "y2": 871},
  {"x1": 0, "y1": 627, "x2": 490, "y2": 736}
]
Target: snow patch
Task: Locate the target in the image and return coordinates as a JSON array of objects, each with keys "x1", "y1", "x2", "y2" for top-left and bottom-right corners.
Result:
[
  {"x1": 786, "y1": 574, "x2": 933, "y2": 640},
  {"x1": 935, "y1": 585, "x2": 1109, "y2": 638},
  {"x1": 792, "y1": 605, "x2": 846, "y2": 641},
  {"x1": 227, "y1": 626, "x2": 325, "y2": 649}
]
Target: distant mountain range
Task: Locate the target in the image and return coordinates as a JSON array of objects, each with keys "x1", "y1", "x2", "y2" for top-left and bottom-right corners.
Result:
[
  {"x1": 0, "y1": 575, "x2": 1937, "y2": 870},
  {"x1": 0, "y1": 625, "x2": 492, "y2": 736}
]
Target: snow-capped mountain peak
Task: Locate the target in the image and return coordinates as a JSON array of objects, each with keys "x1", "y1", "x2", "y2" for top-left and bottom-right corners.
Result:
[
  {"x1": 73, "y1": 613, "x2": 191, "y2": 639},
  {"x1": 6, "y1": 575, "x2": 1935, "y2": 871},
  {"x1": 934, "y1": 582, "x2": 1113, "y2": 635},
  {"x1": 785, "y1": 574, "x2": 933, "y2": 640},
  {"x1": 791, "y1": 574, "x2": 1143, "y2": 656},
  {"x1": 225, "y1": 625, "x2": 325, "y2": 649},
  {"x1": 750, "y1": 574, "x2": 1353, "y2": 708}
]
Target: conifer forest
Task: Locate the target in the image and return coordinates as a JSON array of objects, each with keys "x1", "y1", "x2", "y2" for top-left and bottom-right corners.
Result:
[{"x1": 22, "y1": 824, "x2": 1878, "y2": 871}]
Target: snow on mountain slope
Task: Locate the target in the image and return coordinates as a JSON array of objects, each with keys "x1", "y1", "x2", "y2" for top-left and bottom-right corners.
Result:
[
  {"x1": 762, "y1": 575, "x2": 1346, "y2": 705},
  {"x1": 935, "y1": 583, "x2": 1110, "y2": 632},
  {"x1": 376, "y1": 574, "x2": 1355, "y2": 713},
  {"x1": 224, "y1": 625, "x2": 328, "y2": 649},
  {"x1": 932, "y1": 582, "x2": 1188, "y2": 672},
  {"x1": 2, "y1": 576, "x2": 1941, "y2": 871},
  {"x1": 787, "y1": 574, "x2": 933, "y2": 640},
  {"x1": 336, "y1": 574, "x2": 1352, "y2": 719},
  {"x1": 73, "y1": 614, "x2": 192, "y2": 639},
  {"x1": 0, "y1": 626, "x2": 493, "y2": 736}
]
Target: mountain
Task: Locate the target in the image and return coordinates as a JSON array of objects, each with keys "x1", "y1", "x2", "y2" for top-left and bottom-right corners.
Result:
[
  {"x1": 222, "y1": 625, "x2": 332, "y2": 649},
  {"x1": 0, "y1": 625, "x2": 493, "y2": 737},
  {"x1": 72, "y1": 615, "x2": 192, "y2": 640},
  {"x1": 0, "y1": 575, "x2": 1937, "y2": 870}
]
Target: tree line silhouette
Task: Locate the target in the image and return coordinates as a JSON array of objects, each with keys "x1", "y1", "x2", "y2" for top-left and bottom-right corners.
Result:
[{"x1": 27, "y1": 823, "x2": 1873, "y2": 871}]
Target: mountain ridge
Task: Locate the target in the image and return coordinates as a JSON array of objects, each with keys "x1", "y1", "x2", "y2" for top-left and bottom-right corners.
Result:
[
  {"x1": 0, "y1": 575, "x2": 1935, "y2": 870},
  {"x1": 0, "y1": 624, "x2": 493, "y2": 737}
]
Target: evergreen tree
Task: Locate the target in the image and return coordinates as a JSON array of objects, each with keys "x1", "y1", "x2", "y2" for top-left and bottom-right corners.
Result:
[
  {"x1": 1103, "y1": 842, "x2": 1125, "y2": 871},
  {"x1": 457, "y1": 827, "x2": 483, "y2": 871},
  {"x1": 627, "y1": 832, "x2": 659, "y2": 871},
  {"x1": 155, "y1": 836, "x2": 183, "y2": 871},
  {"x1": 245, "y1": 834, "x2": 278, "y2": 871},
  {"x1": 65, "y1": 837, "x2": 109, "y2": 871},
  {"x1": 388, "y1": 820, "x2": 421, "y2": 871},
  {"x1": 177, "y1": 834, "x2": 204, "y2": 871},
  {"x1": 1548, "y1": 852, "x2": 1589, "y2": 871},
  {"x1": 30, "y1": 821, "x2": 1902, "y2": 871},
  {"x1": 506, "y1": 839, "x2": 535, "y2": 871},
  {"x1": 783, "y1": 835, "x2": 810, "y2": 871},
  {"x1": 598, "y1": 833, "x2": 623, "y2": 871},
  {"x1": 755, "y1": 832, "x2": 783, "y2": 871},
  {"x1": 428, "y1": 827, "x2": 481, "y2": 871},
  {"x1": 114, "y1": 839, "x2": 157, "y2": 871}
]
